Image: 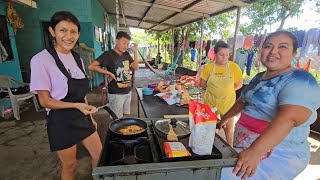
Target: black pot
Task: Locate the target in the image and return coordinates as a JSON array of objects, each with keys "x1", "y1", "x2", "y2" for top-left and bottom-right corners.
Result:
[{"x1": 103, "y1": 106, "x2": 148, "y2": 139}]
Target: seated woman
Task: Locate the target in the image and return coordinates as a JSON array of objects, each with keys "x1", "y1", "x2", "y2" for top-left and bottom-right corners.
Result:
[{"x1": 218, "y1": 31, "x2": 320, "y2": 179}]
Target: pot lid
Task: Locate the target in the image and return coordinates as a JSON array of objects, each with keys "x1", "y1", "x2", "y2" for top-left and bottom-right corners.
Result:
[{"x1": 155, "y1": 119, "x2": 190, "y2": 137}]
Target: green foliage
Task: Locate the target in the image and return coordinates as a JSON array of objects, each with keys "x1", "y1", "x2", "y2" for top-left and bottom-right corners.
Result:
[{"x1": 240, "y1": 0, "x2": 304, "y2": 34}]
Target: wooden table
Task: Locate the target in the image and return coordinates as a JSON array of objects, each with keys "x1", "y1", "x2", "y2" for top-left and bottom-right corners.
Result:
[{"x1": 136, "y1": 88, "x2": 188, "y2": 118}]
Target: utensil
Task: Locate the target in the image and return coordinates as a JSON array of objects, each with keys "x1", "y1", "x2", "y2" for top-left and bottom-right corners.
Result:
[
  {"x1": 96, "y1": 104, "x2": 109, "y2": 111},
  {"x1": 167, "y1": 123, "x2": 178, "y2": 141}
]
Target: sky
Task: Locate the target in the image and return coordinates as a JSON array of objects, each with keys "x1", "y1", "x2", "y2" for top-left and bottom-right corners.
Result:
[
  {"x1": 273, "y1": 0, "x2": 318, "y2": 31},
  {"x1": 130, "y1": 0, "x2": 319, "y2": 35}
]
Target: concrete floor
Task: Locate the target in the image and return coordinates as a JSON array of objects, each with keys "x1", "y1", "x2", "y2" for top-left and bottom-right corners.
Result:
[{"x1": 0, "y1": 68, "x2": 319, "y2": 180}]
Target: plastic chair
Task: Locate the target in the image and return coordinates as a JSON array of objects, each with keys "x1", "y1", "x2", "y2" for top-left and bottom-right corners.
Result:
[{"x1": 0, "y1": 75, "x2": 39, "y2": 120}]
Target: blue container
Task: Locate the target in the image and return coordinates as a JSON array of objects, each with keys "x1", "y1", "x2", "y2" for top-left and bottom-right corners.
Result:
[{"x1": 142, "y1": 87, "x2": 154, "y2": 95}]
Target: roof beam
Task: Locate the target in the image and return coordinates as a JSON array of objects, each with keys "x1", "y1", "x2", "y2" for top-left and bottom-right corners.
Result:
[
  {"x1": 160, "y1": 6, "x2": 237, "y2": 32},
  {"x1": 138, "y1": 0, "x2": 156, "y2": 26},
  {"x1": 150, "y1": 0, "x2": 205, "y2": 30},
  {"x1": 121, "y1": 0, "x2": 209, "y2": 18},
  {"x1": 210, "y1": 0, "x2": 247, "y2": 6},
  {"x1": 120, "y1": 24, "x2": 159, "y2": 31},
  {"x1": 109, "y1": 13, "x2": 174, "y2": 27}
]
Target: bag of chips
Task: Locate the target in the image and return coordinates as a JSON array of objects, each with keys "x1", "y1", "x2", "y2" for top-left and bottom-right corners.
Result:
[{"x1": 188, "y1": 101, "x2": 218, "y2": 155}]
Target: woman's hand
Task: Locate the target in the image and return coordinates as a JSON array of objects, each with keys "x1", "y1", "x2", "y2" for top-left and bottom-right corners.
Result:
[
  {"x1": 233, "y1": 147, "x2": 260, "y2": 179},
  {"x1": 217, "y1": 117, "x2": 228, "y2": 129},
  {"x1": 75, "y1": 103, "x2": 97, "y2": 115}
]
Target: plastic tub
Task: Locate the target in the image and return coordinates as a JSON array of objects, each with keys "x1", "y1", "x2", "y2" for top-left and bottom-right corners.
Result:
[{"x1": 142, "y1": 87, "x2": 154, "y2": 95}]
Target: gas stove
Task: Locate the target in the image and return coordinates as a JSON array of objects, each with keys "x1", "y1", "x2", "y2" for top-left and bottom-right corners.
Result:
[
  {"x1": 98, "y1": 120, "x2": 222, "y2": 166},
  {"x1": 94, "y1": 119, "x2": 238, "y2": 180}
]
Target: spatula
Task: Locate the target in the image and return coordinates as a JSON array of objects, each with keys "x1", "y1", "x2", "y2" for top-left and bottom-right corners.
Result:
[{"x1": 167, "y1": 123, "x2": 178, "y2": 141}]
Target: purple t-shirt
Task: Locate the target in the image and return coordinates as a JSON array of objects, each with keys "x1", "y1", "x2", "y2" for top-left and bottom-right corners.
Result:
[{"x1": 30, "y1": 49, "x2": 85, "y2": 104}]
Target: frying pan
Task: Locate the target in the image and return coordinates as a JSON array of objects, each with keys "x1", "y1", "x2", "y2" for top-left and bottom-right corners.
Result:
[{"x1": 103, "y1": 106, "x2": 148, "y2": 139}]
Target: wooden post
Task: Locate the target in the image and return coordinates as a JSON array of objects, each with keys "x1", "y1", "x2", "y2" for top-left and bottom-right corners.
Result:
[
  {"x1": 232, "y1": 7, "x2": 241, "y2": 62},
  {"x1": 198, "y1": 16, "x2": 204, "y2": 71},
  {"x1": 171, "y1": 28, "x2": 174, "y2": 65},
  {"x1": 116, "y1": 0, "x2": 120, "y2": 32}
]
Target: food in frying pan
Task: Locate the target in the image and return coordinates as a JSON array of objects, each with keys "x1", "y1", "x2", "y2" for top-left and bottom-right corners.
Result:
[{"x1": 118, "y1": 125, "x2": 144, "y2": 135}]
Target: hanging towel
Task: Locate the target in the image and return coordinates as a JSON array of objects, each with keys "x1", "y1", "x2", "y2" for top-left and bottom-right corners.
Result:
[
  {"x1": 301, "y1": 28, "x2": 320, "y2": 57},
  {"x1": 236, "y1": 34, "x2": 245, "y2": 49},
  {"x1": 191, "y1": 49, "x2": 196, "y2": 62},
  {"x1": 243, "y1": 35, "x2": 254, "y2": 50},
  {"x1": 291, "y1": 30, "x2": 305, "y2": 48},
  {"x1": 207, "y1": 48, "x2": 215, "y2": 61},
  {"x1": 235, "y1": 50, "x2": 247, "y2": 74}
]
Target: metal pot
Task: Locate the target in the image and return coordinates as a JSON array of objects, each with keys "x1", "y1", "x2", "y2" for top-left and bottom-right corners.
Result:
[
  {"x1": 154, "y1": 118, "x2": 190, "y2": 139},
  {"x1": 103, "y1": 106, "x2": 148, "y2": 139}
]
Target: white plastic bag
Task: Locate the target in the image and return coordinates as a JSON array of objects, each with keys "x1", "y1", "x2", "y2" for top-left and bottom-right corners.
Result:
[{"x1": 188, "y1": 101, "x2": 218, "y2": 155}]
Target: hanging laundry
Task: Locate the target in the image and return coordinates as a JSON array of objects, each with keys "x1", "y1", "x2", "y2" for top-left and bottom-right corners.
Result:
[
  {"x1": 246, "y1": 52, "x2": 255, "y2": 76},
  {"x1": 195, "y1": 41, "x2": 200, "y2": 49},
  {"x1": 291, "y1": 30, "x2": 305, "y2": 48},
  {"x1": 202, "y1": 41, "x2": 207, "y2": 49},
  {"x1": 235, "y1": 49, "x2": 248, "y2": 74},
  {"x1": 205, "y1": 40, "x2": 211, "y2": 56},
  {"x1": 300, "y1": 28, "x2": 320, "y2": 57},
  {"x1": 183, "y1": 40, "x2": 188, "y2": 50},
  {"x1": 253, "y1": 34, "x2": 262, "y2": 48},
  {"x1": 236, "y1": 34, "x2": 245, "y2": 49},
  {"x1": 191, "y1": 49, "x2": 196, "y2": 62},
  {"x1": 227, "y1": 37, "x2": 234, "y2": 48},
  {"x1": 243, "y1": 35, "x2": 254, "y2": 50},
  {"x1": 207, "y1": 48, "x2": 215, "y2": 61},
  {"x1": 296, "y1": 59, "x2": 311, "y2": 72}
]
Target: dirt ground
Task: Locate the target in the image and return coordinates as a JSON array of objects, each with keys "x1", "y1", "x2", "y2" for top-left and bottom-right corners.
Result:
[{"x1": 0, "y1": 68, "x2": 319, "y2": 180}]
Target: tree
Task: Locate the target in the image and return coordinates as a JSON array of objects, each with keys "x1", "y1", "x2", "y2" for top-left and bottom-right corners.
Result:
[
  {"x1": 240, "y1": 0, "x2": 304, "y2": 35},
  {"x1": 142, "y1": 11, "x2": 236, "y2": 67}
]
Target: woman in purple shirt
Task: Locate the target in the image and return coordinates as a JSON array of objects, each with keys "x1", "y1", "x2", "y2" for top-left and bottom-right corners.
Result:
[{"x1": 30, "y1": 11, "x2": 102, "y2": 179}]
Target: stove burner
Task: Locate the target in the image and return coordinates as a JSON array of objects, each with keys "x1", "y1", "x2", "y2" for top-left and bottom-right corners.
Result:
[{"x1": 101, "y1": 129, "x2": 153, "y2": 166}]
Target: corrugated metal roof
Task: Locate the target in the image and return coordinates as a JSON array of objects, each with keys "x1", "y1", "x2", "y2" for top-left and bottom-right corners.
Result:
[{"x1": 100, "y1": 0, "x2": 256, "y2": 32}]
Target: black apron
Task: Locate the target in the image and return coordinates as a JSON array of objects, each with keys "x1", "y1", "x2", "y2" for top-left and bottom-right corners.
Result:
[{"x1": 46, "y1": 47, "x2": 95, "y2": 152}]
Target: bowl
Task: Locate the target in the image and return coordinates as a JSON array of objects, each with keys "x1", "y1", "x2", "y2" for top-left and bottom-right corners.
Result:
[{"x1": 142, "y1": 87, "x2": 154, "y2": 95}]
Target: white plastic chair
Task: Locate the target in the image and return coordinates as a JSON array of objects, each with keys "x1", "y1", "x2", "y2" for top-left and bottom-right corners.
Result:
[{"x1": 0, "y1": 75, "x2": 39, "y2": 120}]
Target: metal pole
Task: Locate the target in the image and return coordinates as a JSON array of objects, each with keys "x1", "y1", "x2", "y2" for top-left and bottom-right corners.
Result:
[
  {"x1": 198, "y1": 16, "x2": 204, "y2": 70},
  {"x1": 232, "y1": 7, "x2": 241, "y2": 62},
  {"x1": 157, "y1": 32, "x2": 160, "y2": 64},
  {"x1": 116, "y1": 0, "x2": 120, "y2": 32},
  {"x1": 171, "y1": 28, "x2": 174, "y2": 65}
]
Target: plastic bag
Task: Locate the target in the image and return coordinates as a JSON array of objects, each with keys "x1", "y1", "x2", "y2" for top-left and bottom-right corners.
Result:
[
  {"x1": 164, "y1": 142, "x2": 191, "y2": 158},
  {"x1": 188, "y1": 101, "x2": 218, "y2": 155}
]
